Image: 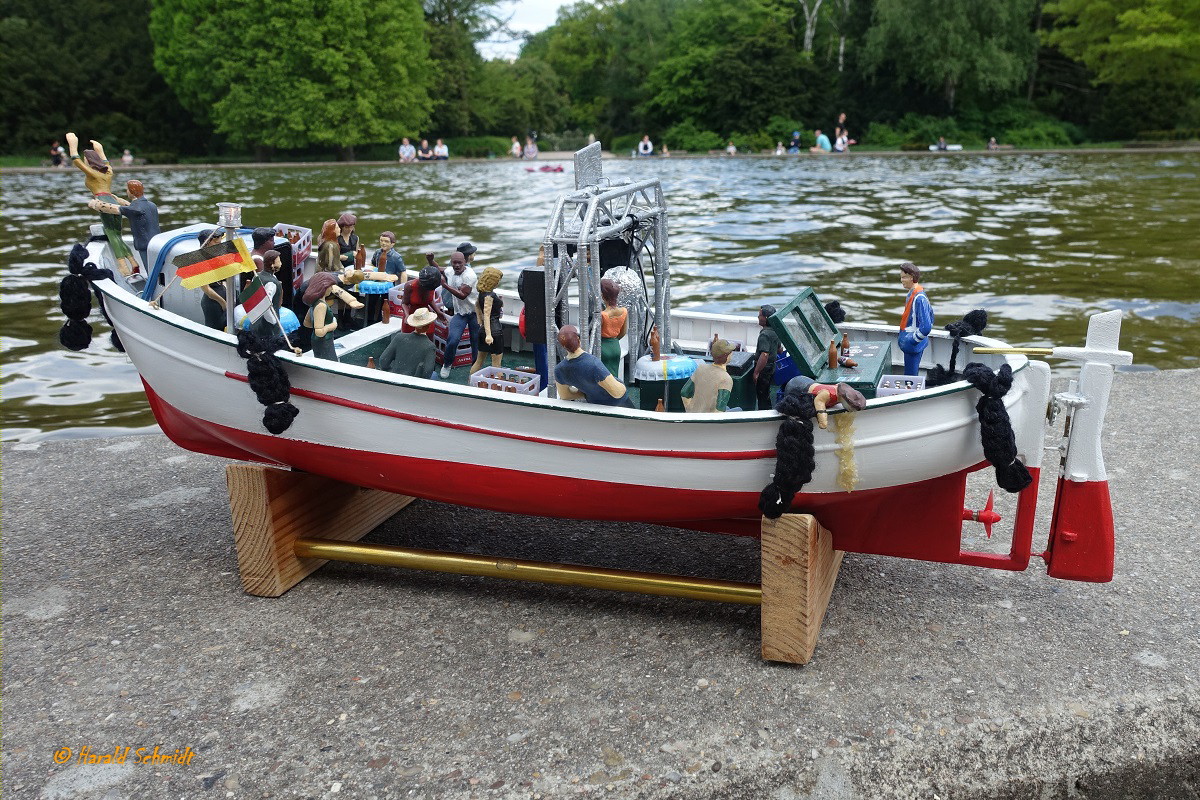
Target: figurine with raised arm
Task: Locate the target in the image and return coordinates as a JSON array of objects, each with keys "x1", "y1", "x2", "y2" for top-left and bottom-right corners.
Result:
[
  {"x1": 897, "y1": 262, "x2": 934, "y2": 375},
  {"x1": 781, "y1": 375, "x2": 868, "y2": 429},
  {"x1": 303, "y1": 272, "x2": 342, "y2": 361},
  {"x1": 554, "y1": 324, "x2": 633, "y2": 407},
  {"x1": 599, "y1": 277, "x2": 628, "y2": 379},
  {"x1": 89, "y1": 179, "x2": 160, "y2": 271},
  {"x1": 470, "y1": 267, "x2": 505, "y2": 373},
  {"x1": 681, "y1": 337, "x2": 735, "y2": 412},
  {"x1": 440, "y1": 251, "x2": 479, "y2": 378},
  {"x1": 378, "y1": 307, "x2": 439, "y2": 379},
  {"x1": 66, "y1": 132, "x2": 136, "y2": 277}
]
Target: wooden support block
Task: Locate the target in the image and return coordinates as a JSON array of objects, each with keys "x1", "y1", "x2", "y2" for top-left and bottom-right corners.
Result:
[
  {"x1": 226, "y1": 465, "x2": 416, "y2": 597},
  {"x1": 760, "y1": 514, "x2": 843, "y2": 665}
]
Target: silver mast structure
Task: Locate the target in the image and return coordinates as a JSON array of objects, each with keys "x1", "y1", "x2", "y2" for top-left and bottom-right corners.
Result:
[{"x1": 541, "y1": 143, "x2": 671, "y2": 398}]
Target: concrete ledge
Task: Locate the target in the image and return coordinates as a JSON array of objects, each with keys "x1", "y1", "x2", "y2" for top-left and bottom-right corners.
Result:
[{"x1": 3, "y1": 368, "x2": 1197, "y2": 798}]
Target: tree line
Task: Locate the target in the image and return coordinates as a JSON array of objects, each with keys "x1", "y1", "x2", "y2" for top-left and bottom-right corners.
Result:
[{"x1": 1, "y1": 0, "x2": 1196, "y2": 159}]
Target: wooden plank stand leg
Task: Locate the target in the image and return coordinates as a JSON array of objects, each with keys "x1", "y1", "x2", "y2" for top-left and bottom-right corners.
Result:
[
  {"x1": 760, "y1": 514, "x2": 844, "y2": 664},
  {"x1": 226, "y1": 464, "x2": 416, "y2": 597}
]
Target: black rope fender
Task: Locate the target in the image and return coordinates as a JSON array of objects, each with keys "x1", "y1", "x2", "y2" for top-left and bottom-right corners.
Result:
[
  {"x1": 235, "y1": 329, "x2": 300, "y2": 435},
  {"x1": 758, "y1": 392, "x2": 818, "y2": 519},
  {"x1": 58, "y1": 242, "x2": 124, "y2": 352},
  {"x1": 963, "y1": 361, "x2": 1033, "y2": 493}
]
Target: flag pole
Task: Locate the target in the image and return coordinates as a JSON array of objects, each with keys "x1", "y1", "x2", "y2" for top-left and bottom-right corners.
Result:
[
  {"x1": 149, "y1": 274, "x2": 179, "y2": 306},
  {"x1": 217, "y1": 203, "x2": 242, "y2": 333}
]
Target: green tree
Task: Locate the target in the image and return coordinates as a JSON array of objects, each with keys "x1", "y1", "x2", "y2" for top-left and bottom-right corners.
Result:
[
  {"x1": 424, "y1": 0, "x2": 510, "y2": 136},
  {"x1": 472, "y1": 59, "x2": 566, "y2": 136},
  {"x1": 642, "y1": 0, "x2": 816, "y2": 135},
  {"x1": 150, "y1": 0, "x2": 432, "y2": 156},
  {"x1": 1043, "y1": 0, "x2": 1200, "y2": 86},
  {"x1": 0, "y1": 0, "x2": 201, "y2": 155},
  {"x1": 861, "y1": 0, "x2": 1039, "y2": 111}
]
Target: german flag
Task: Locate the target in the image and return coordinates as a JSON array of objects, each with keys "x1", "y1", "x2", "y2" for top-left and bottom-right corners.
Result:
[{"x1": 175, "y1": 238, "x2": 256, "y2": 289}]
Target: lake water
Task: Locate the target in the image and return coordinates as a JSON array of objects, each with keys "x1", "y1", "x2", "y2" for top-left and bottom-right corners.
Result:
[{"x1": 3, "y1": 153, "x2": 1197, "y2": 441}]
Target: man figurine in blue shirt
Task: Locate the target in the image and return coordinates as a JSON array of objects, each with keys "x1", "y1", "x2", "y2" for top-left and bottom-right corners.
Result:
[
  {"x1": 553, "y1": 325, "x2": 632, "y2": 407},
  {"x1": 371, "y1": 231, "x2": 406, "y2": 278},
  {"x1": 897, "y1": 262, "x2": 934, "y2": 375},
  {"x1": 89, "y1": 179, "x2": 160, "y2": 271}
]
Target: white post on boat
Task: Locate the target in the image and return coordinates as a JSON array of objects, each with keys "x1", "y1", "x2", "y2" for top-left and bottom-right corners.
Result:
[{"x1": 218, "y1": 202, "x2": 242, "y2": 333}]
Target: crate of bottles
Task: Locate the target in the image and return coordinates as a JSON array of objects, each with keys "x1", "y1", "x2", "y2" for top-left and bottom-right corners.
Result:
[{"x1": 469, "y1": 366, "x2": 541, "y2": 395}]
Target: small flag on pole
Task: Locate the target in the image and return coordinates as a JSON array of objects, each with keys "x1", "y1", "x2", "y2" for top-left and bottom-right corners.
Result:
[
  {"x1": 238, "y1": 275, "x2": 277, "y2": 324},
  {"x1": 174, "y1": 238, "x2": 256, "y2": 289}
]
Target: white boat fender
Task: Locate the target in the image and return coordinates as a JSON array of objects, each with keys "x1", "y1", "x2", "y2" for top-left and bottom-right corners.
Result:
[
  {"x1": 758, "y1": 391, "x2": 819, "y2": 519},
  {"x1": 962, "y1": 362, "x2": 1032, "y2": 492},
  {"x1": 59, "y1": 242, "x2": 124, "y2": 353},
  {"x1": 234, "y1": 329, "x2": 300, "y2": 434}
]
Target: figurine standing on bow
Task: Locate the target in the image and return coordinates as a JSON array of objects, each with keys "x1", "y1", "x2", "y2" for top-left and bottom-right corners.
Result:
[
  {"x1": 66, "y1": 132, "x2": 137, "y2": 277},
  {"x1": 897, "y1": 262, "x2": 934, "y2": 375}
]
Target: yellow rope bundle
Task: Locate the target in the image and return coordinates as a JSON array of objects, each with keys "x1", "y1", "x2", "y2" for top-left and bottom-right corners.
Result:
[{"x1": 833, "y1": 412, "x2": 858, "y2": 492}]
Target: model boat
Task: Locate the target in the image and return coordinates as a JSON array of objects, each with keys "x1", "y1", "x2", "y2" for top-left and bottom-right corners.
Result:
[{"x1": 67, "y1": 145, "x2": 1131, "y2": 583}]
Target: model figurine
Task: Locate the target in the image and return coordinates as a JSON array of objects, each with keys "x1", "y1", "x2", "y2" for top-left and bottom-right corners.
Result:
[
  {"x1": 470, "y1": 267, "x2": 504, "y2": 374},
  {"x1": 599, "y1": 278, "x2": 628, "y2": 379},
  {"x1": 316, "y1": 220, "x2": 340, "y2": 272},
  {"x1": 897, "y1": 262, "x2": 934, "y2": 375},
  {"x1": 440, "y1": 251, "x2": 479, "y2": 378},
  {"x1": 753, "y1": 304, "x2": 782, "y2": 410},
  {"x1": 195, "y1": 229, "x2": 228, "y2": 330},
  {"x1": 303, "y1": 272, "x2": 341, "y2": 361},
  {"x1": 88, "y1": 179, "x2": 160, "y2": 270},
  {"x1": 378, "y1": 307, "x2": 438, "y2": 379},
  {"x1": 66, "y1": 132, "x2": 136, "y2": 277},
  {"x1": 249, "y1": 250, "x2": 284, "y2": 341},
  {"x1": 336, "y1": 213, "x2": 359, "y2": 269},
  {"x1": 781, "y1": 375, "x2": 868, "y2": 429},
  {"x1": 681, "y1": 338, "x2": 735, "y2": 412},
  {"x1": 400, "y1": 266, "x2": 449, "y2": 333},
  {"x1": 553, "y1": 325, "x2": 633, "y2": 407}
]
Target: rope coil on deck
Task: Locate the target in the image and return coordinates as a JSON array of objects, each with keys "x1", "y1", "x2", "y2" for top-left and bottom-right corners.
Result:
[{"x1": 58, "y1": 242, "x2": 123, "y2": 352}]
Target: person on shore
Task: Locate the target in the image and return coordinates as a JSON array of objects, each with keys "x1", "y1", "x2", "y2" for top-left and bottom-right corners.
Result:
[
  {"x1": 510, "y1": 136, "x2": 522, "y2": 158},
  {"x1": 121, "y1": 149, "x2": 134, "y2": 166},
  {"x1": 834, "y1": 112, "x2": 848, "y2": 140},
  {"x1": 433, "y1": 139, "x2": 449, "y2": 160},
  {"x1": 936, "y1": 137, "x2": 948, "y2": 151},
  {"x1": 788, "y1": 131, "x2": 802, "y2": 154},
  {"x1": 523, "y1": 136, "x2": 538, "y2": 160},
  {"x1": 987, "y1": 137, "x2": 1000, "y2": 151},
  {"x1": 638, "y1": 135, "x2": 653, "y2": 157},
  {"x1": 834, "y1": 131, "x2": 849, "y2": 153},
  {"x1": 417, "y1": 139, "x2": 434, "y2": 160},
  {"x1": 775, "y1": 142, "x2": 785, "y2": 155},
  {"x1": 809, "y1": 129, "x2": 831, "y2": 154},
  {"x1": 661, "y1": 143, "x2": 670, "y2": 157},
  {"x1": 49, "y1": 140, "x2": 66, "y2": 167},
  {"x1": 725, "y1": 140, "x2": 737, "y2": 156},
  {"x1": 379, "y1": 307, "x2": 439, "y2": 379},
  {"x1": 398, "y1": 137, "x2": 416, "y2": 163},
  {"x1": 439, "y1": 251, "x2": 479, "y2": 378}
]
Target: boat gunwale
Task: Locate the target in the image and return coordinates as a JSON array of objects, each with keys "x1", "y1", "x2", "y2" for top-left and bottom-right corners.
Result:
[{"x1": 95, "y1": 277, "x2": 1029, "y2": 425}]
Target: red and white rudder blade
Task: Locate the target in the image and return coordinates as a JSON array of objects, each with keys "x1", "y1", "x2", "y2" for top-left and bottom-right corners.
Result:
[{"x1": 1045, "y1": 310, "x2": 1132, "y2": 582}]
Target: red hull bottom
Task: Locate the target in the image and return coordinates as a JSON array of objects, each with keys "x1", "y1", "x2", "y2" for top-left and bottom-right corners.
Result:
[{"x1": 144, "y1": 381, "x2": 1042, "y2": 574}]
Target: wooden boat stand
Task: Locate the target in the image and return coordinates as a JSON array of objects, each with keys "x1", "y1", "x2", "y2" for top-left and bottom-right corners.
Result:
[{"x1": 226, "y1": 465, "x2": 843, "y2": 664}]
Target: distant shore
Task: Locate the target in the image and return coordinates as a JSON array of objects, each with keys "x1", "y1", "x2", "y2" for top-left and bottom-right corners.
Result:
[{"x1": 4, "y1": 144, "x2": 1200, "y2": 174}]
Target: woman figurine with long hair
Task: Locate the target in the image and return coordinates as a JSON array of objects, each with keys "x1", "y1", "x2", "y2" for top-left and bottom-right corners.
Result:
[
  {"x1": 599, "y1": 277, "x2": 628, "y2": 380},
  {"x1": 303, "y1": 272, "x2": 341, "y2": 361},
  {"x1": 316, "y1": 219, "x2": 340, "y2": 272},
  {"x1": 65, "y1": 132, "x2": 136, "y2": 277},
  {"x1": 470, "y1": 267, "x2": 504, "y2": 374}
]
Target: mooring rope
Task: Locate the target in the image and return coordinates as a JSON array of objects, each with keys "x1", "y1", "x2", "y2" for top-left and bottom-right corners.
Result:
[{"x1": 234, "y1": 329, "x2": 300, "y2": 435}]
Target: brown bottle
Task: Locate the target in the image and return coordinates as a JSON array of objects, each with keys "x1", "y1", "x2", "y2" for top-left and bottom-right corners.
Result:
[
  {"x1": 655, "y1": 397, "x2": 665, "y2": 412},
  {"x1": 828, "y1": 339, "x2": 838, "y2": 369},
  {"x1": 840, "y1": 333, "x2": 850, "y2": 358},
  {"x1": 366, "y1": 356, "x2": 376, "y2": 369},
  {"x1": 381, "y1": 302, "x2": 391, "y2": 324}
]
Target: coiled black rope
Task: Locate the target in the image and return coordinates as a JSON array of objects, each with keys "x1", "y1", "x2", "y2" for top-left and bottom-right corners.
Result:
[
  {"x1": 758, "y1": 392, "x2": 818, "y2": 519},
  {"x1": 824, "y1": 300, "x2": 845, "y2": 324},
  {"x1": 58, "y1": 243, "x2": 123, "y2": 351},
  {"x1": 927, "y1": 309, "x2": 987, "y2": 387},
  {"x1": 963, "y1": 362, "x2": 1032, "y2": 493},
  {"x1": 235, "y1": 329, "x2": 299, "y2": 434}
]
